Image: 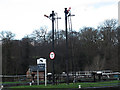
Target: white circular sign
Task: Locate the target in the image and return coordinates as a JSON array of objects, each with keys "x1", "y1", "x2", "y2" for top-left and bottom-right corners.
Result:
[{"x1": 50, "y1": 52, "x2": 55, "y2": 60}]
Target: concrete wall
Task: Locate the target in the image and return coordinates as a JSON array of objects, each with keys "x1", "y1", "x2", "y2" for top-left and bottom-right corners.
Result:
[
  {"x1": 0, "y1": 41, "x2": 2, "y2": 85},
  {"x1": 118, "y1": 1, "x2": 120, "y2": 26}
]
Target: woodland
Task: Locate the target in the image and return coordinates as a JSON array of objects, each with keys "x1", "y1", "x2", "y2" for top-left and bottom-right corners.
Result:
[{"x1": 1, "y1": 19, "x2": 120, "y2": 75}]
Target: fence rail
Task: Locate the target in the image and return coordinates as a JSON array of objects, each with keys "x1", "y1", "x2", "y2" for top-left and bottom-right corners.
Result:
[{"x1": 0, "y1": 71, "x2": 119, "y2": 83}]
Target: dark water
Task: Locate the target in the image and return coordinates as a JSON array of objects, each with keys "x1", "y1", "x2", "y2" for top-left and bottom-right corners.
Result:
[{"x1": 2, "y1": 87, "x2": 120, "y2": 90}]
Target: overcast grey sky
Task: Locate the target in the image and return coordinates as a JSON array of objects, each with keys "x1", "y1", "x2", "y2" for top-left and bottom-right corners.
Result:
[{"x1": 0, "y1": 0, "x2": 119, "y2": 39}]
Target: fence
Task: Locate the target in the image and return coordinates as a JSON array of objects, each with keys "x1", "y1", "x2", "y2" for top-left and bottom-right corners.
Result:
[{"x1": 0, "y1": 70, "x2": 120, "y2": 87}]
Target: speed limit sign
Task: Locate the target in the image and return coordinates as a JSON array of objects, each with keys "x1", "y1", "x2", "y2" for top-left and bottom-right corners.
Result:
[{"x1": 50, "y1": 52, "x2": 55, "y2": 60}]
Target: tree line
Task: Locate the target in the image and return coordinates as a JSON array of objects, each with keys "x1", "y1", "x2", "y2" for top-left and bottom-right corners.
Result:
[{"x1": 1, "y1": 19, "x2": 120, "y2": 75}]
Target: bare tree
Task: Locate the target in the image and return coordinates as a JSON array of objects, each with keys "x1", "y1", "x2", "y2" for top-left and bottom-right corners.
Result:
[
  {"x1": 89, "y1": 55, "x2": 105, "y2": 71},
  {"x1": 30, "y1": 26, "x2": 48, "y2": 43},
  {"x1": 97, "y1": 19, "x2": 118, "y2": 70},
  {"x1": 98, "y1": 19, "x2": 117, "y2": 30},
  {"x1": 0, "y1": 31, "x2": 15, "y2": 40}
]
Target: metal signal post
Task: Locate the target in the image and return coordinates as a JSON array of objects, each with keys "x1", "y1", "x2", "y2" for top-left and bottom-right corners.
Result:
[
  {"x1": 44, "y1": 11, "x2": 55, "y2": 85},
  {"x1": 44, "y1": 11, "x2": 61, "y2": 85},
  {"x1": 51, "y1": 11, "x2": 55, "y2": 85},
  {"x1": 64, "y1": 7, "x2": 75, "y2": 85},
  {"x1": 65, "y1": 8, "x2": 69, "y2": 85}
]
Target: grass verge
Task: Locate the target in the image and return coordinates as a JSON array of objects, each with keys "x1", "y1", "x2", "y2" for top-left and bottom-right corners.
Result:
[{"x1": 9, "y1": 80, "x2": 120, "y2": 88}]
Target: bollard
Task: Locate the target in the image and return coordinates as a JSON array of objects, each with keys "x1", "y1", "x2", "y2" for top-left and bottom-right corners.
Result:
[
  {"x1": 32, "y1": 80, "x2": 34, "y2": 83},
  {"x1": 117, "y1": 78, "x2": 119, "y2": 80},
  {"x1": 0, "y1": 85, "x2": 3, "y2": 90},
  {"x1": 1, "y1": 85, "x2": 3, "y2": 88},
  {"x1": 30, "y1": 83, "x2": 32, "y2": 86},
  {"x1": 78, "y1": 85, "x2": 81, "y2": 88}
]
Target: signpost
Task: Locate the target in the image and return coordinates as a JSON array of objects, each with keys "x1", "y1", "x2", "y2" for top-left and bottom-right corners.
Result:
[
  {"x1": 49, "y1": 51, "x2": 55, "y2": 84},
  {"x1": 50, "y1": 52, "x2": 55, "y2": 60},
  {"x1": 37, "y1": 58, "x2": 47, "y2": 86}
]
